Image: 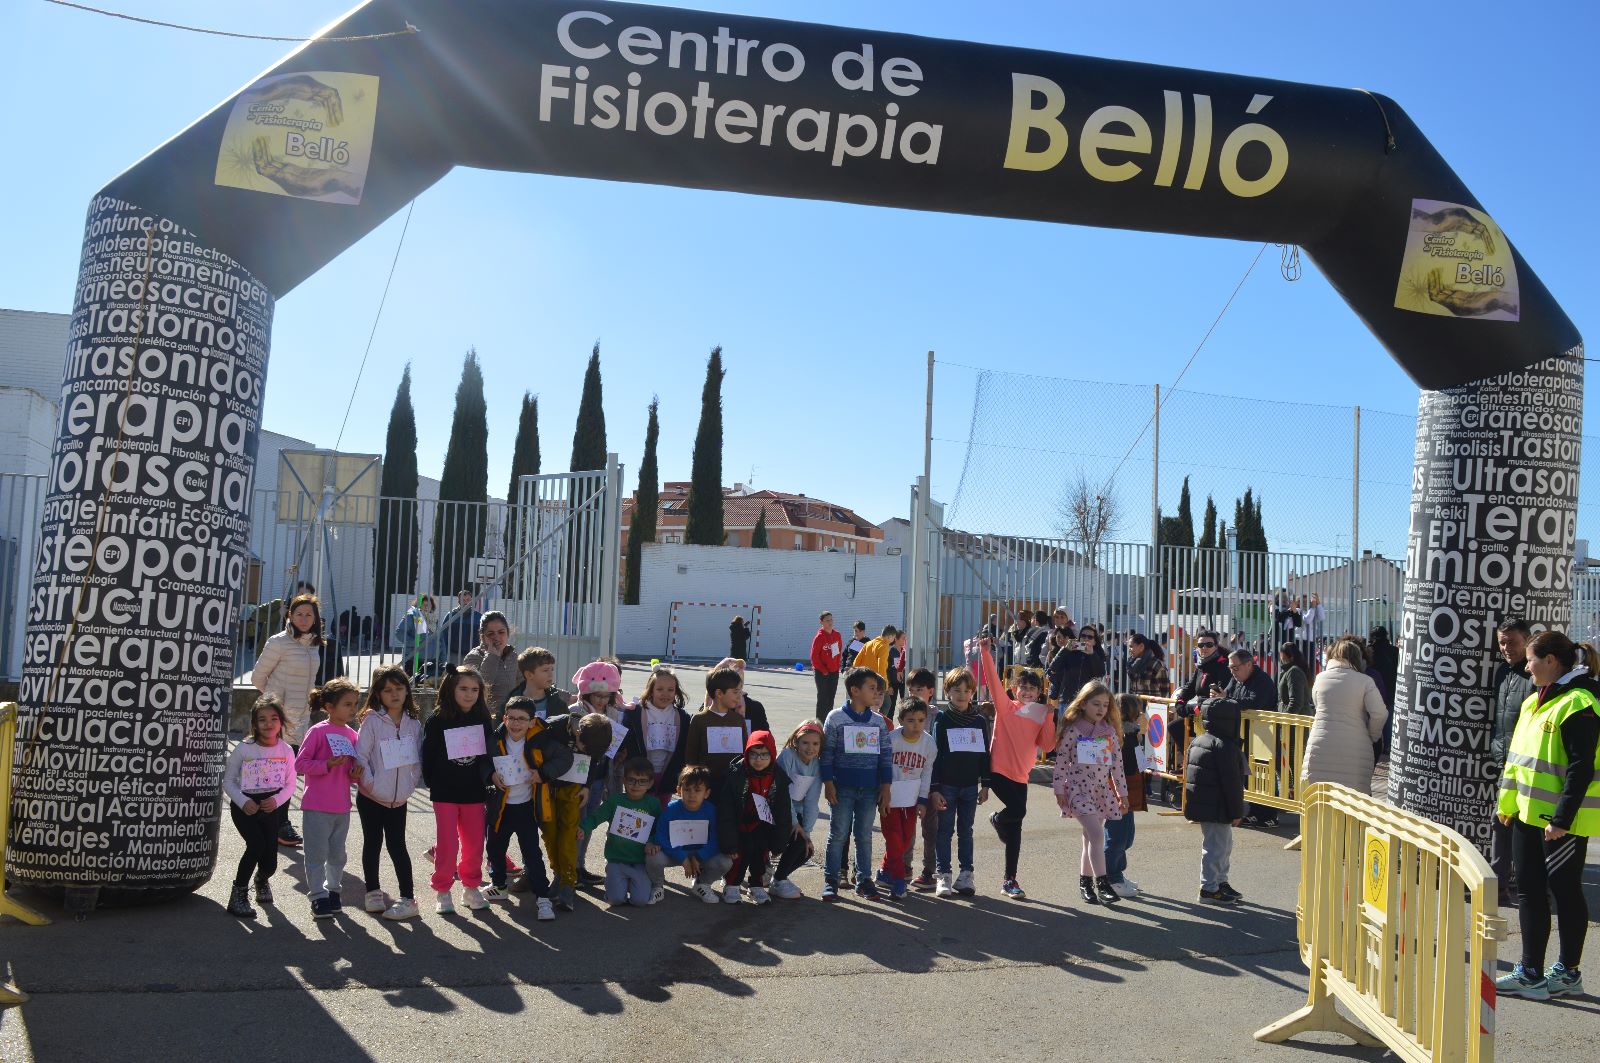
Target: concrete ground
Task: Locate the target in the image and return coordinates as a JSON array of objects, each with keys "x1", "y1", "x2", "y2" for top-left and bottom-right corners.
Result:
[{"x1": 3, "y1": 663, "x2": 1597, "y2": 1062}]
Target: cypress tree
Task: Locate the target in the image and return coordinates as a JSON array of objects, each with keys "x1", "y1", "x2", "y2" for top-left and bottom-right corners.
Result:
[
  {"x1": 624, "y1": 398, "x2": 660, "y2": 604},
  {"x1": 570, "y1": 343, "x2": 607, "y2": 473},
  {"x1": 374, "y1": 365, "x2": 419, "y2": 633},
  {"x1": 1176, "y1": 476, "x2": 1196, "y2": 547},
  {"x1": 504, "y1": 392, "x2": 541, "y2": 564},
  {"x1": 566, "y1": 344, "x2": 608, "y2": 601},
  {"x1": 1197, "y1": 496, "x2": 1218, "y2": 550},
  {"x1": 685, "y1": 346, "x2": 726, "y2": 546},
  {"x1": 432, "y1": 350, "x2": 489, "y2": 596},
  {"x1": 751, "y1": 506, "x2": 770, "y2": 548}
]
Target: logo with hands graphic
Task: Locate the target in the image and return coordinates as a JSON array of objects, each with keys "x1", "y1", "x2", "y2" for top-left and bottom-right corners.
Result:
[
  {"x1": 1394, "y1": 198, "x2": 1519, "y2": 322},
  {"x1": 215, "y1": 71, "x2": 380, "y2": 205}
]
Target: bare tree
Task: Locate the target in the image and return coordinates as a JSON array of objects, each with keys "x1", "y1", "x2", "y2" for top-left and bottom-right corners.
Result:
[{"x1": 1057, "y1": 470, "x2": 1121, "y2": 560}]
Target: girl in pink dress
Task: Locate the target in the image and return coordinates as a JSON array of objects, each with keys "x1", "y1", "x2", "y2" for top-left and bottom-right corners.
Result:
[{"x1": 1052, "y1": 680, "x2": 1128, "y2": 906}]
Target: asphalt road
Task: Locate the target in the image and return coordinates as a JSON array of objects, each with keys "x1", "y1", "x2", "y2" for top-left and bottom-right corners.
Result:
[{"x1": 2, "y1": 663, "x2": 1596, "y2": 1062}]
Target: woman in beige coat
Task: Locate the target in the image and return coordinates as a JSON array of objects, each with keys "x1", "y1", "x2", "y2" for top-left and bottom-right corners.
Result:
[{"x1": 1301, "y1": 638, "x2": 1388, "y2": 793}]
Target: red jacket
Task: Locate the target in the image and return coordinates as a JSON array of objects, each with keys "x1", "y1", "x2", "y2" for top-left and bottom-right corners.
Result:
[{"x1": 811, "y1": 629, "x2": 843, "y2": 674}]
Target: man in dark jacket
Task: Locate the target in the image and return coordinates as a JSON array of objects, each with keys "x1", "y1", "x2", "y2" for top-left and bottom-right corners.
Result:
[
  {"x1": 1183, "y1": 697, "x2": 1246, "y2": 904},
  {"x1": 1208, "y1": 649, "x2": 1278, "y2": 826},
  {"x1": 1490, "y1": 618, "x2": 1533, "y2": 907},
  {"x1": 1368, "y1": 625, "x2": 1401, "y2": 754}
]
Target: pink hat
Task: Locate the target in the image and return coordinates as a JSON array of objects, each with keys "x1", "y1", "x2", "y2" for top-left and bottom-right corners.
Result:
[{"x1": 571, "y1": 660, "x2": 621, "y2": 697}]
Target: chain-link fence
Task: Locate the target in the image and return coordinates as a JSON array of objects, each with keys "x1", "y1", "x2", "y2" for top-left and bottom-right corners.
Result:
[{"x1": 939, "y1": 359, "x2": 1600, "y2": 567}]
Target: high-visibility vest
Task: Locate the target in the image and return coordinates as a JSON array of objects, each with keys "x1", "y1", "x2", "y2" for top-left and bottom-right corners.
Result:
[{"x1": 1497, "y1": 685, "x2": 1600, "y2": 835}]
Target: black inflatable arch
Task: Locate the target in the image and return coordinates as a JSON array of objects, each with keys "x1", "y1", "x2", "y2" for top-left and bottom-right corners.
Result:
[{"x1": 16, "y1": 0, "x2": 1582, "y2": 895}]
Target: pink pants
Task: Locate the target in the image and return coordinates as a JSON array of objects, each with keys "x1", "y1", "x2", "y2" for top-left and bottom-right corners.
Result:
[
  {"x1": 1077, "y1": 813, "x2": 1108, "y2": 877},
  {"x1": 431, "y1": 801, "x2": 485, "y2": 892}
]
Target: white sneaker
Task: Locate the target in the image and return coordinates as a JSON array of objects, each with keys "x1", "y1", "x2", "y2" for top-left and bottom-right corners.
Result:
[
  {"x1": 934, "y1": 873, "x2": 954, "y2": 898},
  {"x1": 1123, "y1": 876, "x2": 1141, "y2": 892},
  {"x1": 462, "y1": 887, "x2": 488, "y2": 910},
  {"x1": 1111, "y1": 880, "x2": 1141, "y2": 899},
  {"x1": 364, "y1": 889, "x2": 388, "y2": 914},
  {"x1": 649, "y1": 886, "x2": 665, "y2": 905},
  {"x1": 952, "y1": 869, "x2": 975, "y2": 895},
  {"x1": 749, "y1": 886, "x2": 771, "y2": 905},
  {"x1": 479, "y1": 885, "x2": 507, "y2": 902},
  {"x1": 770, "y1": 879, "x2": 803, "y2": 900},
  {"x1": 693, "y1": 883, "x2": 721, "y2": 905},
  {"x1": 722, "y1": 885, "x2": 743, "y2": 905},
  {"x1": 435, "y1": 890, "x2": 454, "y2": 915},
  {"x1": 535, "y1": 897, "x2": 556, "y2": 922},
  {"x1": 382, "y1": 897, "x2": 419, "y2": 920}
]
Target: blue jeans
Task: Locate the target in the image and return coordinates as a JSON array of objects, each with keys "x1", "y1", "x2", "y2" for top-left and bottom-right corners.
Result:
[
  {"x1": 825, "y1": 786, "x2": 879, "y2": 885},
  {"x1": 1104, "y1": 812, "x2": 1136, "y2": 884},
  {"x1": 934, "y1": 783, "x2": 979, "y2": 874}
]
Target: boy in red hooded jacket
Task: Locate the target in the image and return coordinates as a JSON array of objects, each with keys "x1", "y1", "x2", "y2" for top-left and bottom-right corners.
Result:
[{"x1": 716, "y1": 730, "x2": 793, "y2": 906}]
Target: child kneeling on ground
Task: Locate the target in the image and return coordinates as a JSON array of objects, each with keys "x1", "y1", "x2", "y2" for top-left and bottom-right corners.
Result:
[
  {"x1": 579, "y1": 756, "x2": 663, "y2": 907},
  {"x1": 718, "y1": 730, "x2": 793, "y2": 905},
  {"x1": 648, "y1": 765, "x2": 732, "y2": 904},
  {"x1": 1183, "y1": 696, "x2": 1247, "y2": 905}
]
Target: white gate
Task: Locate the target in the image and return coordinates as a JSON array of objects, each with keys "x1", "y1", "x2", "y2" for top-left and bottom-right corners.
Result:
[{"x1": 506, "y1": 456, "x2": 622, "y2": 668}]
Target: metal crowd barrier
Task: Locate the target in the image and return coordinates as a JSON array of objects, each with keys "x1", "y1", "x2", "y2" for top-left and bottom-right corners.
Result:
[
  {"x1": 1256, "y1": 781, "x2": 1505, "y2": 1063},
  {"x1": 1135, "y1": 696, "x2": 1311, "y2": 834},
  {"x1": 1, "y1": 702, "x2": 50, "y2": 1006}
]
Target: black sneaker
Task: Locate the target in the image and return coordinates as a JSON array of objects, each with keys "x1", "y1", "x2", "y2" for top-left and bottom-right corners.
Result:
[
  {"x1": 1218, "y1": 882, "x2": 1244, "y2": 902},
  {"x1": 1258, "y1": 817, "x2": 1280, "y2": 829},
  {"x1": 577, "y1": 869, "x2": 605, "y2": 886},
  {"x1": 277, "y1": 821, "x2": 301, "y2": 847},
  {"x1": 311, "y1": 896, "x2": 335, "y2": 920},
  {"x1": 328, "y1": 891, "x2": 342, "y2": 912},
  {"x1": 1199, "y1": 887, "x2": 1236, "y2": 905}
]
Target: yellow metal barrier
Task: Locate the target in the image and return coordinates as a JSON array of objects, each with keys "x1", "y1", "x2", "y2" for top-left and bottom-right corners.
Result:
[
  {"x1": 1255, "y1": 781, "x2": 1505, "y2": 1063},
  {"x1": 1, "y1": 702, "x2": 50, "y2": 1006},
  {"x1": 1137, "y1": 696, "x2": 1312, "y2": 839}
]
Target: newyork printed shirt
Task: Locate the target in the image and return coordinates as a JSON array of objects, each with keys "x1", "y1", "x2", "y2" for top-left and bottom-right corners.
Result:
[{"x1": 890, "y1": 729, "x2": 936, "y2": 805}]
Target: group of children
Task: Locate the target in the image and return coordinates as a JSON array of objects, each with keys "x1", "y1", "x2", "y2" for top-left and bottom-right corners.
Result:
[{"x1": 222, "y1": 627, "x2": 1247, "y2": 921}]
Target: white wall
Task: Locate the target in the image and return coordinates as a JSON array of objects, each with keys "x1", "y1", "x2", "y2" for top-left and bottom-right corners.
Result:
[
  {"x1": 618, "y1": 542, "x2": 903, "y2": 663},
  {"x1": 0, "y1": 389, "x2": 57, "y2": 477}
]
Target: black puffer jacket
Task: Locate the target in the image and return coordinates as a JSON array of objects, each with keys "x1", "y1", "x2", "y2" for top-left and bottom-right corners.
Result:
[
  {"x1": 1184, "y1": 698, "x2": 1246, "y2": 824},
  {"x1": 716, "y1": 751, "x2": 794, "y2": 851}
]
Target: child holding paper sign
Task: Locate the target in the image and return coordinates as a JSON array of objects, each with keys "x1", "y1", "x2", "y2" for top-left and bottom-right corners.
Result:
[
  {"x1": 354, "y1": 665, "x2": 423, "y2": 920},
  {"x1": 421, "y1": 666, "x2": 496, "y2": 915},
  {"x1": 1103, "y1": 692, "x2": 1148, "y2": 900},
  {"x1": 618, "y1": 666, "x2": 691, "y2": 800},
  {"x1": 929, "y1": 667, "x2": 990, "y2": 898},
  {"x1": 687, "y1": 666, "x2": 750, "y2": 788},
  {"x1": 820, "y1": 667, "x2": 894, "y2": 903},
  {"x1": 648, "y1": 765, "x2": 732, "y2": 904},
  {"x1": 978, "y1": 639, "x2": 1056, "y2": 900},
  {"x1": 296, "y1": 679, "x2": 365, "y2": 919},
  {"x1": 538, "y1": 711, "x2": 614, "y2": 911},
  {"x1": 222, "y1": 695, "x2": 298, "y2": 918},
  {"x1": 1051, "y1": 681, "x2": 1128, "y2": 907},
  {"x1": 716, "y1": 730, "x2": 793, "y2": 905},
  {"x1": 579, "y1": 756, "x2": 663, "y2": 908},
  {"x1": 482, "y1": 696, "x2": 573, "y2": 920},
  {"x1": 770, "y1": 721, "x2": 824, "y2": 900},
  {"x1": 879, "y1": 700, "x2": 935, "y2": 899}
]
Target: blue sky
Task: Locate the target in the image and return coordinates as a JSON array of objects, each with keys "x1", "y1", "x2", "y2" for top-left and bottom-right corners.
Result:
[{"x1": 4, "y1": 1, "x2": 1595, "y2": 554}]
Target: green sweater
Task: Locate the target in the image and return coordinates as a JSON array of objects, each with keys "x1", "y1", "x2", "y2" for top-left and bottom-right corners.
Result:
[{"x1": 579, "y1": 792, "x2": 663, "y2": 865}]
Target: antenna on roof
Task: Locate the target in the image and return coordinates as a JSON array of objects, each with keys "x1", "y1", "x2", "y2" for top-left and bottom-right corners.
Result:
[{"x1": 748, "y1": 465, "x2": 756, "y2": 488}]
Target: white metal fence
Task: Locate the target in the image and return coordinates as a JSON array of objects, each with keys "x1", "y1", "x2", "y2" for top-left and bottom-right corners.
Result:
[{"x1": 0, "y1": 463, "x2": 621, "y2": 687}]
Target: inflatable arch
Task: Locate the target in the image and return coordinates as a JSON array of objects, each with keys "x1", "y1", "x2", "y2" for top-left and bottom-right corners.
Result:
[{"x1": 15, "y1": 0, "x2": 1582, "y2": 895}]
